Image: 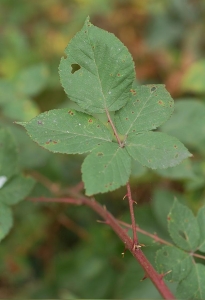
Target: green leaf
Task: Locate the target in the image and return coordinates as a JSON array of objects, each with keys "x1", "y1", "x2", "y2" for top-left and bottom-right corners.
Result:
[
  {"x1": 0, "y1": 175, "x2": 35, "y2": 206},
  {"x1": 126, "y1": 131, "x2": 191, "y2": 169},
  {"x1": 82, "y1": 143, "x2": 131, "y2": 195},
  {"x1": 154, "y1": 158, "x2": 195, "y2": 180},
  {"x1": 168, "y1": 199, "x2": 200, "y2": 251},
  {"x1": 160, "y1": 99, "x2": 205, "y2": 153},
  {"x1": 115, "y1": 84, "x2": 174, "y2": 135},
  {"x1": 59, "y1": 17, "x2": 135, "y2": 113},
  {"x1": 197, "y1": 206, "x2": 205, "y2": 252},
  {"x1": 0, "y1": 128, "x2": 18, "y2": 179},
  {"x1": 156, "y1": 246, "x2": 193, "y2": 282},
  {"x1": 17, "y1": 109, "x2": 113, "y2": 154},
  {"x1": 0, "y1": 79, "x2": 40, "y2": 121},
  {"x1": 14, "y1": 64, "x2": 49, "y2": 97},
  {"x1": 176, "y1": 264, "x2": 205, "y2": 300},
  {"x1": 181, "y1": 60, "x2": 205, "y2": 94},
  {"x1": 0, "y1": 202, "x2": 12, "y2": 242}
]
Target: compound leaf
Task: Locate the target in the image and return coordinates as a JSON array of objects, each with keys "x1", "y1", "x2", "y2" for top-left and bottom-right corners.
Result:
[
  {"x1": 59, "y1": 17, "x2": 135, "y2": 114},
  {"x1": 126, "y1": 132, "x2": 191, "y2": 169},
  {"x1": 82, "y1": 143, "x2": 131, "y2": 195},
  {"x1": 0, "y1": 175, "x2": 35, "y2": 206},
  {"x1": 197, "y1": 206, "x2": 205, "y2": 252},
  {"x1": 17, "y1": 109, "x2": 113, "y2": 154},
  {"x1": 115, "y1": 84, "x2": 174, "y2": 136},
  {"x1": 0, "y1": 202, "x2": 12, "y2": 242},
  {"x1": 168, "y1": 199, "x2": 200, "y2": 251},
  {"x1": 176, "y1": 264, "x2": 205, "y2": 300},
  {"x1": 156, "y1": 246, "x2": 192, "y2": 282},
  {"x1": 0, "y1": 129, "x2": 18, "y2": 179}
]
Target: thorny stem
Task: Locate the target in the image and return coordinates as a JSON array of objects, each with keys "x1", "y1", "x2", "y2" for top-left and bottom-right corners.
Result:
[
  {"x1": 126, "y1": 182, "x2": 138, "y2": 248},
  {"x1": 31, "y1": 195, "x2": 175, "y2": 300},
  {"x1": 120, "y1": 221, "x2": 205, "y2": 260},
  {"x1": 105, "y1": 109, "x2": 138, "y2": 247}
]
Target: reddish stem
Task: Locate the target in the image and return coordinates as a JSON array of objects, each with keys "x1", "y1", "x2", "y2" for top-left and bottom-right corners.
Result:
[
  {"x1": 31, "y1": 196, "x2": 175, "y2": 300},
  {"x1": 126, "y1": 182, "x2": 138, "y2": 247}
]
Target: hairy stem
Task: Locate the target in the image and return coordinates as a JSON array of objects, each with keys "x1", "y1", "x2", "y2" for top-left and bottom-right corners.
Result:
[
  {"x1": 126, "y1": 182, "x2": 138, "y2": 247},
  {"x1": 31, "y1": 195, "x2": 175, "y2": 300}
]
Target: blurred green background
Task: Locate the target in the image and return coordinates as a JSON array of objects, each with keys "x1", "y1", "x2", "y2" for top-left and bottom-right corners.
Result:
[{"x1": 1, "y1": 0, "x2": 205, "y2": 298}]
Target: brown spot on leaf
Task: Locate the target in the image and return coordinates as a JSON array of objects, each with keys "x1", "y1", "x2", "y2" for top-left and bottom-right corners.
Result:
[
  {"x1": 97, "y1": 152, "x2": 103, "y2": 157},
  {"x1": 158, "y1": 100, "x2": 164, "y2": 105},
  {"x1": 68, "y1": 110, "x2": 74, "y2": 115},
  {"x1": 53, "y1": 141, "x2": 57, "y2": 144},
  {"x1": 88, "y1": 119, "x2": 93, "y2": 123}
]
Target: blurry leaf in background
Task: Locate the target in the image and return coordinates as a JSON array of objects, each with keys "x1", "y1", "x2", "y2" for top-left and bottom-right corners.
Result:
[
  {"x1": 161, "y1": 99, "x2": 205, "y2": 154},
  {"x1": 154, "y1": 158, "x2": 195, "y2": 180},
  {"x1": 181, "y1": 60, "x2": 205, "y2": 94},
  {"x1": 168, "y1": 199, "x2": 200, "y2": 251},
  {"x1": 0, "y1": 203, "x2": 12, "y2": 242},
  {"x1": 0, "y1": 79, "x2": 40, "y2": 121},
  {"x1": 13, "y1": 64, "x2": 49, "y2": 97},
  {"x1": 0, "y1": 175, "x2": 35, "y2": 206},
  {"x1": 0, "y1": 128, "x2": 18, "y2": 179}
]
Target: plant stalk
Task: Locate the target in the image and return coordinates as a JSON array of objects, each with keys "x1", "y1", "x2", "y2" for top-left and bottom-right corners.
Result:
[{"x1": 31, "y1": 195, "x2": 175, "y2": 300}]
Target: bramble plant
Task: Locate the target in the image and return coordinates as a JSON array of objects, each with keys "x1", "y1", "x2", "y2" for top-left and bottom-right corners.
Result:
[{"x1": 1, "y1": 16, "x2": 205, "y2": 299}]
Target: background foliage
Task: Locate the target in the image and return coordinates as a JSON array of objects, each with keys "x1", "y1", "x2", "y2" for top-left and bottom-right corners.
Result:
[{"x1": 1, "y1": 0, "x2": 205, "y2": 298}]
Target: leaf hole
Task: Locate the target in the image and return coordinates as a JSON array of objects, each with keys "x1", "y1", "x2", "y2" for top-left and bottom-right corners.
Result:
[
  {"x1": 151, "y1": 86, "x2": 157, "y2": 92},
  {"x1": 71, "y1": 63, "x2": 81, "y2": 74},
  {"x1": 46, "y1": 139, "x2": 52, "y2": 144}
]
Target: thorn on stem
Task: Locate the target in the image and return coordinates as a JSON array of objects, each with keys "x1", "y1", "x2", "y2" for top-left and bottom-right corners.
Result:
[
  {"x1": 123, "y1": 194, "x2": 128, "y2": 200},
  {"x1": 160, "y1": 270, "x2": 172, "y2": 279},
  {"x1": 140, "y1": 274, "x2": 148, "y2": 281}
]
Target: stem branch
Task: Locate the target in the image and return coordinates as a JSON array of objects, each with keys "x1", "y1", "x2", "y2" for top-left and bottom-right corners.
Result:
[{"x1": 31, "y1": 195, "x2": 175, "y2": 300}]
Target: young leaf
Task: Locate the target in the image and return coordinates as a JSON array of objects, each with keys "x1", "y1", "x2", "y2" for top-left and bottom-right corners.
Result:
[
  {"x1": 168, "y1": 199, "x2": 200, "y2": 251},
  {"x1": 0, "y1": 128, "x2": 18, "y2": 179},
  {"x1": 176, "y1": 264, "x2": 205, "y2": 300},
  {"x1": 82, "y1": 143, "x2": 131, "y2": 195},
  {"x1": 0, "y1": 175, "x2": 35, "y2": 206},
  {"x1": 59, "y1": 17, "x2": 135, "y2": 114},
  {"x1": 0, "y1": 202, "x2": 12, "y2": 242},
  {"x1": 17, "y1": 109, "x2": 113, "y2": 154},
  {"x1": 155, "y1": 246, "x2": 192, "y2": 282},
  {"x1": 197, "y1": 206, "x2": 205, "y2": 252},
  {"x1": 125, "y1": 132, "x2": 191, "y2": 169},
  {"x1": 115, "y1": 84, "x2": 174, "y2": 136}
]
